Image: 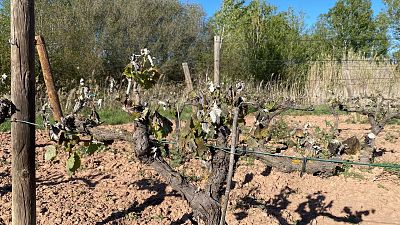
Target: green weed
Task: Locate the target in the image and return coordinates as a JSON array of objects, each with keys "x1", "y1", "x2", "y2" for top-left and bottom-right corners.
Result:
[{"x1": 98, "y1": 108, "x2": 133, "y2": 125}]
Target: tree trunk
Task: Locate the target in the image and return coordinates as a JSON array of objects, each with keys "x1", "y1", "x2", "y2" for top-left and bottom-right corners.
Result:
[{"x1": 10, "y1": 0, "x2": 36, "y2": 224}]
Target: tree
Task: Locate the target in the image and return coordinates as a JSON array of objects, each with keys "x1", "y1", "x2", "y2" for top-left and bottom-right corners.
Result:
[
  {"x1": 211, "y1": 0, "x2": 310, "y2": 82},
  {"x1": 383, "y1": 0, "x2": 400, "y2": 59},
  {"x1": 384, "y1": 0, "x2": 400, "y2": 37},
  {"x1": 0, "y1": 0, "x2": 10, "y2": 83},
  {"x1": 33, "y1": 0, "x2": 208, "y2": 86},
  {"x1": 314, "y1": 0, "x2": 389, "y2": 58}
]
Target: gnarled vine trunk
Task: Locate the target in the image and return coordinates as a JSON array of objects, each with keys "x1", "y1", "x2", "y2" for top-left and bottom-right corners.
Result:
[{"x1": 131, "y1": 120, "x2": 232, "y2": 225}]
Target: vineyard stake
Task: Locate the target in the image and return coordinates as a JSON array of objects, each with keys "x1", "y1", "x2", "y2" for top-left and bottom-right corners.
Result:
[
  {"x1": 35, "y1": 35, "x2": 63, "y2": 121},
  {"x1": 11, "y1": 0, "x2": 36, "y2": 224},
  {"x1": 214, "y1": 36, "x2": 222, "y2": 87},
  {"x1": 182, "y1": 62, "x2": 193, "y2": 92},
  {"x1": 219, "y1": 107, "x2": 239, "y2": 225}
]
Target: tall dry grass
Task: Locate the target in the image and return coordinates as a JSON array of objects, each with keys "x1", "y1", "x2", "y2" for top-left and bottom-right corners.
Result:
[
  {"x1": 305, "y1": 53, "x2": 399, "y2": 105},
  {"x1": 242, "y1": 53, "x2": 400, "y2": 106}
]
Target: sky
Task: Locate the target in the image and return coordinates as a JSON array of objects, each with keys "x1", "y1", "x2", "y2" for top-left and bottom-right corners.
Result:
[{"x1": 184, "y1": 0, "x2": 387, "y2": 28}]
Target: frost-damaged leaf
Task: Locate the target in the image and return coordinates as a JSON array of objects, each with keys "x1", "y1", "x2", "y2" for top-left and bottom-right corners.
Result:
[
  {"x1": 66, "y1": 152, "x2": 81, "y2": 174},
  {"x1": 209, "y1": 102, "x2": 222, "y2": 124},
  {"x1": 195, "y1": 138, "x2": 208, "y2": 158},
  {"x1": 0, "y1": 99, "x2": 15, "y2": 124},
  {"x1": 208, "y1": 82, "x2": 215, "y2": 93},
  {"x1": 44, "y1": 145, "x2": 57, "y2": 161},
  {"x1": 201, "y1": 122, "x2": 210, "y2": 134}
]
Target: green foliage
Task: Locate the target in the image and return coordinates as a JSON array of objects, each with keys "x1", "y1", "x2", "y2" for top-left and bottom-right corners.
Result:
[
  {"x1": 0, "y1": 120, "x2": 10, "y2": 132},
  {"x1": 122, "y1": 49, "x2": 161, "y2": 90},
  {"x1": 314, "y1": 122, "x2": 336, "y2": 147},
  {"x1": 44, "y1": 145, "x2": 58, "y2": 161},
  {"x1": 169, "y1": 148, "x2": 184, "y2": 168},
  {"x1": 34, "y1": 0, "x2": 208, "y2": 85},
  {"x1": 123, "y1": 65, "x2": 160, "y2": 90},
  {"x1": 341, "y1": 166, "x2": 365, "y2": 180},
  {"x1": 97, "y1": 108, "x2": 132, "y2": 125},
  {"x1": 384, "y1": 0, "x2": 400, "y2": 36},
  {"x1": 150, "y1": 111, "x2": 173, "y2": 141},
  {"x1": 269, "y1": 118, "x2": 290, "y2": 140},
  {"x1": 383, "y1": 0, "x2": 400, "y2": 59},
  {"x1": 0, "y1": 0, "x2": 10, "y2": 95},
  {"x1": 211, "y1": 0, "x2": 310, "y2": 82},
  {"x1": 314, "y1": 0, "x2": 389, "y2": 58},
  {"x1": 82, "y1": 143, "x2": 101, "y2": 155},
  {"x1": 66, "y1": 152, "x2": 81, "y2": 175}
]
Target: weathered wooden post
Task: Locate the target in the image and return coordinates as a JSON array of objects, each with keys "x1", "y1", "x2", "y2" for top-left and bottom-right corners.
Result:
[
  {"x1": 10, "y1": 0, "x2": 36, "y2": 224},
  {"x1": 35, "y1": 35, "x2": 63, "y2": 121},
  {"x1": 182, "y1": 62, "x2": 193, "y2": 92},
  {"x1": 214, "y1": 36, "x2": 222, "y2": 87},
  {"x1": 343, "y1": 41, "x2": 354, "y2": 99}
]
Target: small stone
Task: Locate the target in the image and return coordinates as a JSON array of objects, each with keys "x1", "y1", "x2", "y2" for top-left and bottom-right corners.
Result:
[{"x1": 40, "y1": 207, "x2": 48, "y2": 214}]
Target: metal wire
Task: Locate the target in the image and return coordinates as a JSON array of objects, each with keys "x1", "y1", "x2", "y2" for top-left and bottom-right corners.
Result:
[
  {"x1": 11, "y1": 119, "x2": 43, "y2": 128},
  {"x1": 160, "y1": 140, "x2": 400, "y2": 170}
]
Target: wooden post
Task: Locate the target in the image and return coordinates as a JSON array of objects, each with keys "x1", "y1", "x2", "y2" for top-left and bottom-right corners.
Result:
[
  {"x1": 182, "y1": 62, "x2": 193, "y2": 92},
  {"x1": 10, "y1": 0, "x2": 36, "y2": 224},
  {"x1": 214, "y1": 36, "x2": 221, "y2": 87},
  {"x1": 219, "y1": 107, "x2": 239, "y2": 225},
  {"x1": 35, "y1": 35, "x2": 63, "y2": 121},
  {"x1": 343, "y1": 61, "x2": 354, "y2": 99},
  {"x1": 343, "y1": 42, "x2": 353, "y2": 99}
]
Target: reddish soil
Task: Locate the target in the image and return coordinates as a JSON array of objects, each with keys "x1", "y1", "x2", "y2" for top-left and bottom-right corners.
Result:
[{"x1": 1, "y1": 115, "x2": 400, "y2": 225}]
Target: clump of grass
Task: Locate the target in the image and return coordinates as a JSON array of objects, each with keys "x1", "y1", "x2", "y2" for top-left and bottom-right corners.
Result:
[
  {"x1": 0, "y1": 121, "x2": 11, "y2": 132},
  {"x1": 158, "y1": 105, "x2": 193, "y2": 121},
  {"x1": 340, "y1": 165, "x2": 365, "y2": 180},
  {"x1": 98, "y1": 108, "x2": 133, "y2": 125},
  {"x1": 270, "y1": 118, "x2": 290, "y2": 139},
  {"x1": 283, "y1": 105, "x2": 351, "y2": 117}
]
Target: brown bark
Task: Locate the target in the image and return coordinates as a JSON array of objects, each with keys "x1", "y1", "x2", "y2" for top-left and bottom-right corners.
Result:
[
  {"x1": 10, "y1": 0, "x2": 36, "y2": 224},
  {"x1": 88, "y1": 127, "x2": 134, "y2": 143},
  {"x1": 220, "y1": 107, "x2": 239, "y2": 225},
  {"x1": 254, "y1": 154, "x2": 339, "y2": 176},
  {"x1": 205, "y1": 129, "x2": 229, "y2": 201},
  {"x1": 132, "y1": 120, "x2": 224, "y2": 225},
  {"x1": 35, "y1": 35, "x2": 63, "y2": 122}
]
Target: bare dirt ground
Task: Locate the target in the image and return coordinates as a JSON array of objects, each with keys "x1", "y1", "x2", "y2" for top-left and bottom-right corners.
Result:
[{"x1": 1, "y1": 114, "x2": 400, "y2": 225}]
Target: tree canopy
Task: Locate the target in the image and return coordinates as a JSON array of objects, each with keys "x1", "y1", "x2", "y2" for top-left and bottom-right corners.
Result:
[
  {"x1": 0, "y1": 0, "x2": 395, "y2": 89},
  {"x1": 314, "y1": 0, "x2": 389, "y2": 58}
]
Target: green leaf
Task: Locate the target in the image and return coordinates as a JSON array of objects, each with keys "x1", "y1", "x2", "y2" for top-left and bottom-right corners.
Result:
[
  {"x1": 264, "y1": 101, "x2": 276, "y2": 112},
  {"x1": 255, "y1": 127, "x2": 270, "y2": 140},
  {"x1": 44, "y1": 145, "x2": 57, "y2": 161},
  {"x1": 150, "y1": 112, "x2": 173, "y2": 140},
  {"x1": 85, "y1": 143, "x2": 99, "y2": 155},
  {"x1": 66, "y1": 152, "x2": 81, "y2": 174}
]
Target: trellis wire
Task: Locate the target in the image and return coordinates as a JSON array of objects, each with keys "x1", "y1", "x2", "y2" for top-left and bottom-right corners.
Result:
[{"x1": 160, "y1": 140, "x2": 400, "y2": 170}]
